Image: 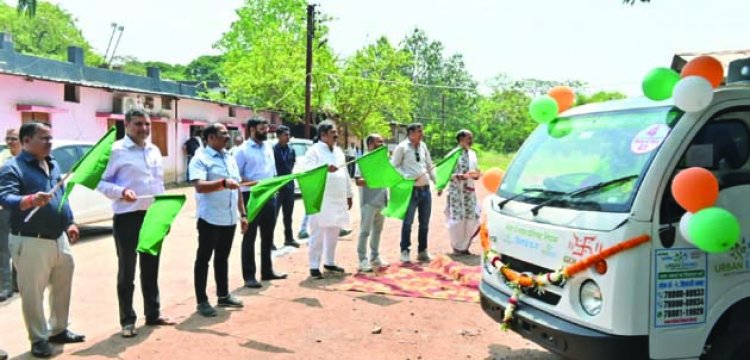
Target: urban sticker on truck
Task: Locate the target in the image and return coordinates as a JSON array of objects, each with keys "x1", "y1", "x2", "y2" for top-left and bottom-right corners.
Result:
[{"x1": 655, "y1": 248, "x2": 707, "y2": 327}]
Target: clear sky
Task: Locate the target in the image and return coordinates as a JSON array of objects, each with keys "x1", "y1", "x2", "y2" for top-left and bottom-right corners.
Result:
[{"x1": 11, "y1": 0, "x2": 750, "y2": 95}]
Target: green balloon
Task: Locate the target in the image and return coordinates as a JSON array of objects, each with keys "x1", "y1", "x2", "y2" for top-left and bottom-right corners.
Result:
[
  {"x1": 547, "y1": 118, "x2": 573, "y2": 138},
  {"x1": 642, "y1": 67, "x2": 680, "y2": 101},
  {"x1": 529, "y1": 96, "x2": 559, "y2": 124},
  {"x1": 688, "y1": 207, "x2": 741, "y2": 253}
]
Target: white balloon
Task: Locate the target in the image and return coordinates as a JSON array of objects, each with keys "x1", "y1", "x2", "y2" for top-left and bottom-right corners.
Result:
[
  {"x1": 673, "y1": 76, "x2": 714, "y2": 112},
  {"x1": 679, "y1": 212, "x2": 694, "y2": 244}
]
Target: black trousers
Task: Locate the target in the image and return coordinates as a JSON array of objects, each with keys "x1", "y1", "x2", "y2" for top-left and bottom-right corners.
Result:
[
  {"x1": 275, "y1": 188, "x2": 295, "y2": 243},
  {"x1": 242, "y1": 192, "x2": 277, "y2": 281},
  {"x1": 113, "y1": 211, "x2": 161, "y2": 326},
  {"x1": 194, "y1": 218, "x2": 236, "y2": 304}
]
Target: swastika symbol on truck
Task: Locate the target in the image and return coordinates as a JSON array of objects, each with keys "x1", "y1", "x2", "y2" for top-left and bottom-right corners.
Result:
[{"x1": 569, "y1": 234, "x2": 602, "y2": 257}]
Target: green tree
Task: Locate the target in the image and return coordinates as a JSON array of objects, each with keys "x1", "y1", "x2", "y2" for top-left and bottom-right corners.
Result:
[
  {"x1": 15, "y1": 0, "x2": 35, "y2": 17},
  {"x1": 185, "y1": 55, "x2": 224, "y2": 82},
  {"x1": 576, "y1": 91, "x2": 627, "y2": 105},
  {"x1": 330, "y1": 37, "x2": 413, "y2": 139},
  {"x1": 216, "y1": 0, "x2": 337, "y2": 119},
  {"x1": 400, "y1": 28, "x2": 478, "y2": 156},
  {"x1": 475, "y1": 88, "x2": 535, "y2": 153},
  {"x1": 0, "y1": 1, "x2": 103, "y2": 66}
]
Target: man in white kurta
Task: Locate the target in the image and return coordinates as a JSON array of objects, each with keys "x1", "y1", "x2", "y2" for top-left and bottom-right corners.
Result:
[
  {"x1": 445, "y1": 130, "x2": 481, "y2": 254},
  {"x1": 304, "y1": 121, "x2": 353, "y2": 279}
]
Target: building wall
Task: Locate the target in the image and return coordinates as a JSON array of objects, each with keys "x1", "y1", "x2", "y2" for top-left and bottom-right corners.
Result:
[{"x1": 0, "y1": 73, "x2": 248, "y2": 184}]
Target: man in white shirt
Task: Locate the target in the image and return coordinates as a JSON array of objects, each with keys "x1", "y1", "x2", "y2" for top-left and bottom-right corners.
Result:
[
  {"x1": 304, "y1": 120, "x2": 353, "y2": 279},
  {"x1": 391, "y1": 123, "x2": 436, "y2": 263},
  {"x1": 98, "y1": 109, "x2": 175, "y2": 338}
]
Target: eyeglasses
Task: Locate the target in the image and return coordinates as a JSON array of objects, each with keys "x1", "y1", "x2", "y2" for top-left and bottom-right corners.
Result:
[
  {"x1": 414, "y1": 150, "x2": 420, "y2": 162},
  {"x1": 5, "y1": 137, "x2": 18, "y2": 142}
]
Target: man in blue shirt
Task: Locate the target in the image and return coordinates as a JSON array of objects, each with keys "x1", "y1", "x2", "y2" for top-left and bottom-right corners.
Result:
[
  {"x1": 236, "y1": 118, "x2": 287, "y2": 289},
  {"x1": 273, "y1": 125, "x2": 299, "y2": 248},
  {"x1": 0, "y1": 122, "x2": 85, "y2": 358},
  {"x1": 189, "y1": 123, "x2": 247, "y2": 317}
]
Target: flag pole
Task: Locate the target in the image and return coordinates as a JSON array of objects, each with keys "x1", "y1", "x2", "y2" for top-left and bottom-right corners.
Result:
[{"x1": 23, "y1": 171, "x2": 73, "y2": 223}]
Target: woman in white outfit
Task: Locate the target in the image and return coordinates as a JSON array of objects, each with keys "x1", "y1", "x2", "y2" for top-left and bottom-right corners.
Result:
[{"x1": 304, "y1": 121, "x2": 353, "y2": 279}]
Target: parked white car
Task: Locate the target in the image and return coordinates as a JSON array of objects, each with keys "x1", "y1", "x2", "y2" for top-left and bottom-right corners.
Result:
[{"x1": 50, "y1": 140, "x2": 114, "y2": 226}]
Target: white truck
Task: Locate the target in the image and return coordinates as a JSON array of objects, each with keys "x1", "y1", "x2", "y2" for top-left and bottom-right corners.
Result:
[{"x1": 480, "y1": 58, "x2": 750, "y2": 359}]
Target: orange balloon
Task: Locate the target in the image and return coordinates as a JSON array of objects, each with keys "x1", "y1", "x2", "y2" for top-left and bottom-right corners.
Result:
[
  {"x1": 671, "y1": 167, "x2": 719, "y2": 213},
  {"x1": 681, "y1": 56, "x2": 724, "y2": 88},
  {"x1": 481, "y1": 168, "x2": 504, "y2": 193},
  {"x1": 548, "y1": 86, "x2": 576, "y2": 112}
]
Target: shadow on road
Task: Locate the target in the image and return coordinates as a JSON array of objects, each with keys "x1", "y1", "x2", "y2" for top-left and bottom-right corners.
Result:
[
  {"x1": 485, "y1": 344, "x2": 564, "y2": 360},
  {"x1": 240, "y1": 339, "x2": 294, "y2": 354},
  {"x1": 175, "y1": 308, "x2": 237, "y2": 338},
  {"x1": 70, "y1": 324, "x2": 156, "y2": 358}
]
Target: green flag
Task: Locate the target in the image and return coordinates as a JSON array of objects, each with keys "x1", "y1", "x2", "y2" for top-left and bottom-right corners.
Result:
[
  {"x1": 246, "y1": 173, "x2": 296, "y2": 222},
  {"x1": 137, "y1": 194, "x2": 186, "y2": 256},
  {"x1": 355, "y1": 146, "x2": 403, "y2": 188},
  {"x1": 59, "y1": 127, "x2": 117, "y2": 210},
  {"x1": 296, "y1": 165, "x2": 328, "y2": 215},
  {"x1": 382, "y1": 178, "x2": 416, "y2": 220},
  {"x1": 434, "y1": 148, "x2": 462, "y2": 191}
]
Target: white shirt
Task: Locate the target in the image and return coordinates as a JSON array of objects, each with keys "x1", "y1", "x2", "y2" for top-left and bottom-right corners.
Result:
[
  {"x1": 391, "y1": 140, "x2": 436, "y2": 187},
  {"x1": 304, "y1": 142, "x2": 353, "y2": 228},
  {"x1": 98, "y1": 135, "x2": 165, "y2": 214}
]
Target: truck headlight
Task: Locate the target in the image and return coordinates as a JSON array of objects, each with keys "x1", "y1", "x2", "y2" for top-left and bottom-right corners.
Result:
[{"x1": 580, "y1": 280, "x2": 602, "y2": 316}]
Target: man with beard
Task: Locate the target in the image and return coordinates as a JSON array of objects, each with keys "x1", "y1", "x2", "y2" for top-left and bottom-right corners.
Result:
[
  {"x1": 272, "y1": 126, "x2": 300, "y2": 248},
  {"x1": 236, "y1": 118, "x2": 287, "y2": 288}
]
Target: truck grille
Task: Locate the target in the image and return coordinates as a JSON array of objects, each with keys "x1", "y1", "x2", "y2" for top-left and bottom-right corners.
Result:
[{"x1": 500, "y1": 254, "x2": 562, "y2": 306}]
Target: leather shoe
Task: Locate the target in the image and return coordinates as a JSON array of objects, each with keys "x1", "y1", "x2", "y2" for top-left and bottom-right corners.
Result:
[
  {"x1": 0, "y1": 289, "x2": 11, "y2": 302},
  {"x1": 145, "y1": 316, "x2": 176, "y2": 326},
  {"x1": 244, "y1": 279, "x2": 262, "y2": 288},
  {"x1": 48, "y1": 329, "x2": 85, "y2": 344},
  {"x1": 0, "y1": 348, "x2": 8, "y2": 360},
  {"x1": 284, "y1": 240, "x2": 300, "y2": 248},
  {"x1": 261, "y1": 272, "x2": 288, "y2": 281},
  {"x1": 31, "y1": 340, "x2": 52, "y2": 358},
  {"x1": 309, "y1": 269, "x2": 323, "y2": 279}
]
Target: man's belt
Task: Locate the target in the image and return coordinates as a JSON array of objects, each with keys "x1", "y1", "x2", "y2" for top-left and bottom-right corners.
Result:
[
  {"x1": 413, "y1": 185, "x2": 430, "y2": 190},
  {"x1": 12, "y1": 231, "x2": 61, "y2": 240}
]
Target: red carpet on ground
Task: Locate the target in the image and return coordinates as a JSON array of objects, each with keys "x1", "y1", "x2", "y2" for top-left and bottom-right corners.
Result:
[{"x1": 330, "y1": 255, "x2": 481, "y2": 303}]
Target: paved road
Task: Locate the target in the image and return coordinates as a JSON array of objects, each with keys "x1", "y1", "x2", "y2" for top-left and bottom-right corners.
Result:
[{"x1": 0, "y1": 185, "x2": 560, "y2": 360}]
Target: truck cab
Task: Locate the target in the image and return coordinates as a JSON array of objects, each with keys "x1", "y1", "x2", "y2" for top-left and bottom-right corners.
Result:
[{"x1": 480, "y1": 59, "x2": 750, "y2": 360}]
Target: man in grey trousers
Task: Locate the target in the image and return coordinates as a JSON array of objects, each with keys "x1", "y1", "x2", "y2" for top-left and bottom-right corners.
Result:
[
  {"x1": 0, "y1": 123, "x2": 85, "y2": 358},
  {"x1": 354, "y1": 134, "x2": 389, "y2": 272},
  {"x1": 0, "y1": 127, "x2": 21, "y2": 302}
]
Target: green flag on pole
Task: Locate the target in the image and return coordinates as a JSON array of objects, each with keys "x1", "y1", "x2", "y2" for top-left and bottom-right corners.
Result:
[
  {"x1": 246, "y1": 173, "x2": 296, "y2": 222},
  {"x1": 59, "y1": 126, "x2": 117, "y2": 211},
  {"x1": 296, "y1": 165, "x2": 328, "y2": 214},
  {"x1": 434, "y1": 148, "x2": 462, "y2": 191},
  {"x1": 381, "y1": 178, "x2": 416, "y2": 220},
  {"x1": 137, "y1": 194, "x2": 186, "y2": 256},
  {"x1": 354, "y1": 146, "x2": 403, "y2": 188}
]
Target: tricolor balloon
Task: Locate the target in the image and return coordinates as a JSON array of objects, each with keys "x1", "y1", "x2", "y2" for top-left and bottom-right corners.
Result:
[{"x1": 642, "y1": 55, "x2": 723, "y2": 113}]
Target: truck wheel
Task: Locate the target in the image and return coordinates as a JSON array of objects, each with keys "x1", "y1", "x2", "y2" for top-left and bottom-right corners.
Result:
[{"x1": 702, "y1": 331, "x2": 750, "y2": 360}]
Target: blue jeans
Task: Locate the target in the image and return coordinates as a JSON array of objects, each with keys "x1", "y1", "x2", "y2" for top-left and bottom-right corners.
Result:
[{"x1": 400, "y1": 187, "x2": 432, "y2": 253}]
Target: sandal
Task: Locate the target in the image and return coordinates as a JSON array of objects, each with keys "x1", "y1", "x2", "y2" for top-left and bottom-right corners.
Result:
[{"x1": 121, "y1": 325, "x2": 138, "y2": 338}]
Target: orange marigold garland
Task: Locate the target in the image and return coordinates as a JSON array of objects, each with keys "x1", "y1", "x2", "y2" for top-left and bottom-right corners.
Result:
[{"x1": 485, "y1": 234, "x2": 650, "y2": 331}]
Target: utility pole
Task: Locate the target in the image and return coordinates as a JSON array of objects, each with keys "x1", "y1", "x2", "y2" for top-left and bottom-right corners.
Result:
[
  {"x1": 441, "y1": 92, "x2": 446, "y2": 156},
  {"x1": 103, "y1": 22, "x2": 118, "y2": 63},
  {"x1": 304, "y1": 4, "x2": 316, "y2": 139}
]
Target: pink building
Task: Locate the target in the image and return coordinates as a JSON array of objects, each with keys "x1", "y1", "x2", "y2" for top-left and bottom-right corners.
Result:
[{"x1": 0, "y1": 32, "x2": 280, "y2": 183}]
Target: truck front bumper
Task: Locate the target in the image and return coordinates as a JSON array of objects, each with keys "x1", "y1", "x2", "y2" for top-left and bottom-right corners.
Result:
[{"x1": 480, "y1": 280, "x2": 649, "y2": 360}]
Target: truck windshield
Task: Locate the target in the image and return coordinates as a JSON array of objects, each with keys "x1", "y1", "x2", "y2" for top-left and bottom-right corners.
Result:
[{"x1": 499, "y1": 106, "x2": 683, "y2": 213}]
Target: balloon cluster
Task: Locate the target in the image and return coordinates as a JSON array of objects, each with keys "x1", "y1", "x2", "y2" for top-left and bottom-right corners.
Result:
[
  {"x1": 672, "y1": 167, "x2": 740, "y2": 253},
  {"x1": 529, "y1": 86, "x2": 576, "y2": 124},
  {"x1": 643, "y1": 56, "x2": 724, "y2": 113}
]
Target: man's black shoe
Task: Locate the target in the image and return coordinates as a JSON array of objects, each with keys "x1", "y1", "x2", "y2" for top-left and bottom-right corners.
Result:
[
  {"x1": 261, "y1": 272, "x2": 288, "y2": 281},
  {"x1": 31, "y1": 340, "x2": 52, "y2": 358},
  {"x1": 244, "y1": 279, "x2": 262, "y2": 289},
  {"x1": 48, "y1": 329, "x2": 85, "y2": 344},
  {"x1": 284, "y1": 240, "x2": 300, "y2": 248},
  {"x1": 324, "y1": 265, "x2": 345, "y2": 273},
  {"x1": 309, "y1": 269, "x2": 323, "y2": 279}
]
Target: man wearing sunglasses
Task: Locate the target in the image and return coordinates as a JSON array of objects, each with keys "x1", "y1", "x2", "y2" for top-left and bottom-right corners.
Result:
[
  {"x1": 0, "y1": 128, "x2": 21, "y2": 303},
  {"x1": 391, "y1": 123, "x2": 436, "y2": 263}
]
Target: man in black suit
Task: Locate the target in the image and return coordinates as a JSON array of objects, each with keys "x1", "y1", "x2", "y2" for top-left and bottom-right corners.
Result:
[{"x1": 273, "y1": 126, "x2": 300, "y2": 248}]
